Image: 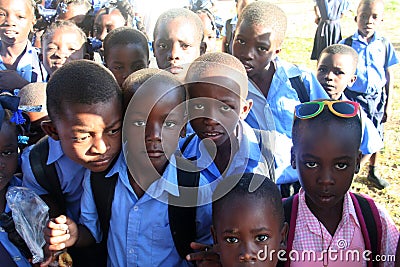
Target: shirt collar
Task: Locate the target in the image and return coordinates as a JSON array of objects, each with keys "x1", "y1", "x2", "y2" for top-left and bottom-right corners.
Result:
[{"x1": 47, "y1": 137, "x2": 65, "y2": 164}]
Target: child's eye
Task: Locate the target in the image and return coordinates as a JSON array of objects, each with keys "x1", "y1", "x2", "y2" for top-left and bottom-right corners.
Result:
[
  {"x1": 317, "y1": 67, "x2": 327, "y2": 73},
  {"x1": 107, "y1": 127, "x2": 121, "y2": 135},
  {"x1": 163, "y1": 121, "x2": 176, "y2": 128},
  {"x1": 113, "y1": 65, "x2": 123, "y2": 71},
  {"x1": 133, "y1": 120, "x2": 146, "y2": 127},
  {"x1": 72, "y1": 135, "x2": 91, "y2": 142},
  {"x1": 236, "y1": 38, "x2": 245, "y2": 45},
  {"x1": 224, "y1": 236, "x2": 239, "y2": 244},
  {"x1": 335, "y1": 162, "x2": 348, "y2": 170},
  {"x1": 255, "y1": 234, "x2": 269, "y2": 242},
  {"x1": 219, "y1": 105, "x2": 232, "y2": 112},
  {"x1": 305, "y1": 162, "x2": 318, "y2": 168},
  {"x1": 257, "y1": 46, "x2": 268, "y2": 52},
  {"x1": 181, "y1": 43, "x2": 190, "y2": 49},
  {"x1": 158, "y1": 43, "x2": 168, "y2": 49},
  {"x1": 1, "y1": 150, "x2": 16, "y2": 157},
  {"x1": 334, "y1": 70, "x2": 345, "y2": 75}
]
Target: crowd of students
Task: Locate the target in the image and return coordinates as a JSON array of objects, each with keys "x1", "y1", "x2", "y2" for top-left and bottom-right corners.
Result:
[{"x1": 0, "y1": 0, "x2": 398, "y2": 266}]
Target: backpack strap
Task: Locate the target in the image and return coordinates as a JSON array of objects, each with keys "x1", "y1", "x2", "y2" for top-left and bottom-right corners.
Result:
[
  {"x1": 180, "y1": 133, "x2": 196, "y2": 155},
  {"x1": 344, "y1": 36, "x2": 353, "y2": 47},
  {"x1": 0, "y1": 242, "x2": 17, "y2": 267},
  {"x1": 253, "y1": 129, "x2": 276, "y2": 182},
  {"x1": 350, "y1": 192, "x2": 382, "y2": 267},
  {"x1": 90, "y1": 170, "x2": 119, "y2": 267},
  {"x1": 168, "y1": 158, "x2": 200, "y2": 259},
  {"x1": 289, "y1": 75, "x2": 310, "y2": 103},
  {"x1": 29, "y1": 136, "x2": 66, "y2": 216},
  {"x1": 282, "y1": 194, "x2": 298, "y2": 267}
]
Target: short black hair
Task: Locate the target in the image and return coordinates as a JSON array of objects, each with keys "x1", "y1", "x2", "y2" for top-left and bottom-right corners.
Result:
[
  {"x1": 103, "y1": 26, "x2": 149, "y2": 62},
  {"x1": 46, "y1": 60, "x2": 122, "y2": 121},
  {"x1": 237, "y1": 1, "x2": 287, "y2": 47},
  {"x1": 212, "y1": 173, "x2": 284, "y2": 227},
  {"x1": 153, "y1": 8, "x2": 204, "y2": 43},
  {"x1": 292, "y1": 103, "x2": 362, "y2": 150},
  {"x1": 319, "y1": 44, "x2": 359, "y2": 74}
]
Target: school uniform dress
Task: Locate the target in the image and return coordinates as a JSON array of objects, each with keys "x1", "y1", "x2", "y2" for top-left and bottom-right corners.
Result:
[
  {"x1": 21, "y1": 138, "x2": 86, "y2": 222},
  {"x1": 0, "y1": 41, "x2": 47, "y2": 84},
  {"x1": 0, "y1": 177, "x2": 31, "y2": 267},
  {"x1": 80, "y1": 152, "x2": 212, "y2": 267},
  {"x1": 339, "y1": 93, "x2": 383, "y2": 155},
  {"x1": 311, "y1": 0, "x2": 350, "y2": 60},
  {"x1": 340, "y1": 32, "x2": 399, "y2": 137},
  {"x1": 291, "y1": 189, "x2": 399, "y2": 267},
  {"x1": 245, "y1": 58, "x2": 328, "y2": 186}
]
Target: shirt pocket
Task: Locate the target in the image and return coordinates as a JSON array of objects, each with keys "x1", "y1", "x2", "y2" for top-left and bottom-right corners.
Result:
[{"x1": 151, "y1": 224, "x2": 174, "y2": 265}]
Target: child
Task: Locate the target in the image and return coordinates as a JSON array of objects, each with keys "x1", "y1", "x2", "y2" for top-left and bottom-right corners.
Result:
[
  {"x1": 0, "y1": 0, "x2": 47, "y2": 92},
  {"x1": 41, "y1": 20, "x2": 87, "y2": 78},
  {"x1": 21, "y1": 60, "x2": 122, "y2": 266},
  {"x1": 220, "y1": 0, "x2": 254, "y2": 54},
  {"x1": 231, "y1": 1, "x2": 328, "y2": 197},
  {"x1": 212, "y1": 173, "x2": 287, "y2": 267},
  {"x1": 55, "y1": 0, "x2": 92, "y2": 35},
  {"x1": 45, "y1": 68, "x2": 212, "y2": 266},
  {"x1": 182, "y1": 52, "x2": 274, "y2": 199},
  {"x1": 316, "y1": 44, "x2": 383, "y2": 159},
  {"x1": 196, "y1": 9, "x2": 217, "y2": 53},
  {"x1": 103, "y1": 26, "x2": 149, "y2": 87},
  {"x1": 339, "y1": 0, "x2": 399, "y2": 189},
  {"x1": 152, "y1": 8, "x2": 206, "y2": 81},
  {"x1": 0, "y1": 94, "x2": 31, "y2": 266},
  {"x1": 310, "y1": 0, "x2": 350, "y2": 60},
  {"x1": 287, "y1": 100, "x2": 398, "y2": 266},
  {"x1": 18, "y1": 82, "x2": 48, "y2": 146}
]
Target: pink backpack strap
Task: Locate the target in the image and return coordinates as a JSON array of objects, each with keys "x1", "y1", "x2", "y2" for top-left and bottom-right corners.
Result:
[{"x1": 282, "y1": 193, "x2": 299, "y2": 267}]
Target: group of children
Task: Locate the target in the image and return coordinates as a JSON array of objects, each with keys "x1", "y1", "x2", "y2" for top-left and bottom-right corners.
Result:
[{"x1": 0, "y1": 0, "x2": 398, "y2": 266}]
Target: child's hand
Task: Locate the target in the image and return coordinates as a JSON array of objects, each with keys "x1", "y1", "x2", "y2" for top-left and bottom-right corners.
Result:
[
  {"x1": 43, "y1": 215, "x2": 78, "y2": 251},
  {"x1": 186, "y1": 242, "x2": 221, "y2": 267},
  {"x1": 0, "y1": 70, "x2": 29, "y2": 91}
]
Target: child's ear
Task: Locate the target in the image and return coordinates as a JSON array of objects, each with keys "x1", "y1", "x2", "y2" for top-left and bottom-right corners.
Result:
[
  {"x1": 239, "y1": 99, "x2": 253, "y2": 120},
  {"x1": 280, "y1": 222, "x2": 289, "y2": 250},
  {"x1": 355, "y1": 151, "x2": 362, "y2": 174},
  {"x1": 348, "y1": 75, "x2": 357, "y2": 87},
  {"x1": 354, "y1": 16, "x2": 358, "y2": 22},
  {"x1": 151, "y1": 41, "x2": 156, "y2": 57},
  {"x1": 41, "y1": 120, "x2": 60, "y2": 141},
  {"x1": 180, "y1": 123, "x2": 187, "y2": 138},
  {"x1": 290, "y1": 146, "x2": 296, "y2": 169},
  {"x1": 200, "y1": 41, "x2": 207, "y2": 56}
]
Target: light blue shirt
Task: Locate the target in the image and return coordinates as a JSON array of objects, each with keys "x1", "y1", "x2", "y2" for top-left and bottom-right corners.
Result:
[
  {"x1": 339, "y1": 32, "x2": 399, "y2": 95},
  {"x1": 181, "y1": 120, "x2": 272, "y2": 189},
  {"x1": 0, "y1": 41, "x2": 47, "y2": 83},
  {"x1": 80, "y1": 152, "x2": 212, "y2": 267},
  {"x1": 339, "y1": 93, "x2": 383, "y2": 154},
  {"x1": 245, "y1": 58, "x2": 328, "y2": 185},
  {"x1": 0, "y1": 177, "x2": 31, "y2": 267},
  {"x1": 21, "y1": 138, "x2": 86, "y2": 222}
]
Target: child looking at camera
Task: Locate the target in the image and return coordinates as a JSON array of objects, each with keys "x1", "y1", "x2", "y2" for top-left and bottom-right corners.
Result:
[{"x1": 286, "y1": 100, "x2": 398, "y2": 266}]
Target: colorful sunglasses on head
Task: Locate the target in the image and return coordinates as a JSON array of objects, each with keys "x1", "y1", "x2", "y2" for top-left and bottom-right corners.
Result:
[{"x1": 294, "y1": 100, "x2": 360, "y2": 120}]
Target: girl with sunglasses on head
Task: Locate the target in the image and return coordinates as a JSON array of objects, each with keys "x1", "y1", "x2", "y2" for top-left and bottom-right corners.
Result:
[{"x1": 283, "y1": 100, "x2": 398, "y2": 267}]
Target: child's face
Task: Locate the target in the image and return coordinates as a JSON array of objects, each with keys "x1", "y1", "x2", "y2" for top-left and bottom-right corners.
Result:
[
  {"x1": 124, "y1": 83, "x2": 186, "y2": 175},
  {"x1": 42, "y1": 27, "x2": 86, "y2": 76},
  {"x1": 93, "y1": 9, "x2": 125, "y2": 41},
  {"x1": 291, "y1": 120, "x2": 361, "y2": 212},
  {"x1": 187, "y1": 82, "x2": 251, "y2": 148},
  {"x1": 105, "y1": 43, "x2": 149, "y2": 87},
  {"x1": 46, "y1": 96, "x2": 122, "y2": 172},
  {"x1": 0, "y1": 121, "x2": 18, "y2": 191},
  {"x1": 316, "y1": 53, "x2": 357, "y2": 100},
  {"x1": 232, "y1": 22, "x2": 281, "y2": 81},
  {"x1": 56, "y1": 4, "x2": 88, "y2": 25},
  {"x1": 198, "y1": 13, "x2": 217, "y2": 53},
  {"x1": 356, "y1": 1, "x2": 384, "y2": 40},
  {"x1": 0, "y1": 0, "x2": 35, "y2": 46},
  {"x1": 212, "y1": 197, "x2": 287, "y2": 267},
  {"x1": 153, "y1": 17, "x2": 203, "y2": 80}
]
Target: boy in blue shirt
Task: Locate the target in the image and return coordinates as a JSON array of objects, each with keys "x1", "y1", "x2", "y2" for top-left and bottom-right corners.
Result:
[
  {"x1": 182, "y1": 52, "x2": 274, "y2": 200},
  {"x1": 339, "y1": 0, "x2": 399, "y2": 189},
  {"x1": 45, "y1": 69, "x2": 212, "y2": 267},
  {"x1": 231, "y1": 1, "x2": 328, "y2": 196}
]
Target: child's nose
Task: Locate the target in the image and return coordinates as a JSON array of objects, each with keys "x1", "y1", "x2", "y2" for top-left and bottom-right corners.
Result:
[
  {"x1": 168, "y1": 43, "x2": 182, "y2": 61},
  {"x1": 91, "y1": 136, "x2": 108, "y2": 154},
  {"x1": 145, "y1": 123, "x2": 162, "y2": 141},
  {"x1": 317, "y1": 168, "x2": 335, "y2": 185},
  {"x1": 239, "y1": 243, "x2": 258, "y2": 262}
]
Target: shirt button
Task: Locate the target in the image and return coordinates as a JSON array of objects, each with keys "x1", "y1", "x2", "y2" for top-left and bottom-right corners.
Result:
[
  {"x1": 129, "y1": 248, "x2": 135, "y2": 254},
  {"x1": 133, "y1": 206, "x2": 139, "y2": 211}
]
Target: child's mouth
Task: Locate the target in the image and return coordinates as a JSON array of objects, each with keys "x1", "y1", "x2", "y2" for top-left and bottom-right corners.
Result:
[{"x1": 147, "y1": 150, "x2": 164, "y2": 158}]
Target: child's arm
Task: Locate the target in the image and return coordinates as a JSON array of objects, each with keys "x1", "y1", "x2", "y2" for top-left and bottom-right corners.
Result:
[
  {"x1": 0, "y1": 70, "x2": 30, "y2": 91},
  {"x1": 383, "y1": 66, "x2": 395, "y2": 123},
  {"x1": 313, "y1": 4, "x2": 321, "y2": 24}
]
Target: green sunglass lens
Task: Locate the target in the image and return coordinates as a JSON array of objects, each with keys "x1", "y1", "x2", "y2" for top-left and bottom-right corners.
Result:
[{"x1": 297, "y1": 103, "x2": 321, "y2": 118}]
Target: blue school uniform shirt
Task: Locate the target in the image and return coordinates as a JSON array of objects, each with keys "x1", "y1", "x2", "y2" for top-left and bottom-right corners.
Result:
[
  {"x1": 180, "y1": 120, "x2": 271, "y2": 189},
  {"x1": 339, "y1": 93, "x2": 383, "y2": 154},
  {"x1": 339, "y1": 32, "x2": 399, "y2": 95},
  {"x1": 80, "y1": 152, "x2": 212, "y2": 267},
  {"x1": 0, "y1": 41, "x2": 47, "y2": 83},
  {"x1": 21, "y1": 138, "x2": 86, "y2": 222},
  {"x1": 0, "y1": 176, "x2": 31, "y2": 267},
  {"x1": 245, "y1": 58, "x2": 329, "y2": 185}
]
